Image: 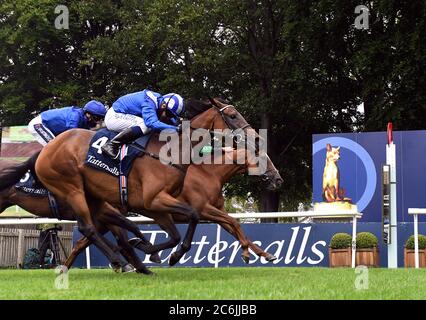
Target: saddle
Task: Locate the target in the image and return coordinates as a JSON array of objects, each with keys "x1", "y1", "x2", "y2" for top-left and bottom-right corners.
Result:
[
  {"x1": 85, "y1": 128, "x2": 151, "y2": 178},
  {"x1": 85, "y1": 128, "x2": 152, "y2": 208},
  {"x1": 15, "y1": 171, "x2": 48, "y2": 197},
  {"x1": 15, "y1": 171, "x2": 60, "y2": 219}
]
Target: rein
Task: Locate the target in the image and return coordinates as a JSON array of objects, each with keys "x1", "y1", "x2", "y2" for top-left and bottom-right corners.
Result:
[
  {"x1": 188, "y1": 104, "x2": 255, "y2": 170},
  {"x1": 131, "y1": 143, "x2": 188, "y2": 174}
]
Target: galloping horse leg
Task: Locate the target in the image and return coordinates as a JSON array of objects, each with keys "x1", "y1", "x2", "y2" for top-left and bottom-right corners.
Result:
[
  {"x1": 168, "y1": 205, "x2": 277, "y2": 263},
  {"x1": 246, "y1": 239, "x2": 277, "y2": 261},
  {"x1": 131, "y1": 213, "x2": 182, "y2": 257},
  {"x1": 213, "y1": 205, "x2": 277, "y2": 262},
  {"x1": 64, "y1": 214, "x2": 161, "y2": 271},
  {"x1": 97, "y1": 205, "x2": 156, "y2": 252},
  {"x1": 65, "y1": 225, "x2": 153, "y2": 275},
  {"x1": 94, "y1": 201, "x2": 161, "y2": 263},
  {"x1": 200, "y1": 205, "x2": 249, "y2": 263},
  {"x1": 131, "y1": 194, "x2": 199, "y2": 266},
  {"x1": 148, "y1": 192, "x2": 199, "y2": 266},
  {"x1": 64, "y1": 236, "x2": 91, "y2": 270},
  {"x1": 111, "y1": 226, "x2": 154, "y2": 275},
  {"x1": 66, "y1": 192, "x2": 125, "y2": 272},
  {"x1": 205, "y1": 215, "x2": 277, "y2": 263}
]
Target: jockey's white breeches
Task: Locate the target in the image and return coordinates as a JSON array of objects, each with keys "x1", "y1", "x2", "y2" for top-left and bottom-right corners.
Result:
[
  {"x1": 104, "y1": 108, "x2": 150, "y2": 134},
  {"x1": 28, "y1": 115, "x2": 56, "y2": 146}
]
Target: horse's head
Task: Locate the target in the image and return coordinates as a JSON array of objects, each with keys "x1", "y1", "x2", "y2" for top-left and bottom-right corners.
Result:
[
  {"x1": 261, "y1": 154, "x2": 283, "y2": 191},
  {"x1": 185, "y1": 97, "x2": 283, "y2": 191}
]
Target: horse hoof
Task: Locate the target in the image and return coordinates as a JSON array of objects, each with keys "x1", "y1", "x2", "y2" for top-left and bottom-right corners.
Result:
[
  {"x1": 122, "y1": 263, "x2": 136, "y2": 273},
  {"x1": 129, "y1": 237, "x2": 142, "y2": 248},
  {"x1": 169, "y1": 253, "x2": 180, "y2": 266},
  {"x1": 150, "y1": 253, "x2": 162, "y2": 264},
  {"x1": 110, "y1": 264, "x2": 122, "y2": 273},
  {"x1": 129, "y1": 238, "x2": 156, "y2": 254},
  {"x1": 136, "y1": 267, "x2": 155, "y2": 276},
  {"x1": 265, "y1": 253, "x2": 277, "y2": 262},
  {"x1": 241, "y1": 255, "x2": 250, "y2": 264}
]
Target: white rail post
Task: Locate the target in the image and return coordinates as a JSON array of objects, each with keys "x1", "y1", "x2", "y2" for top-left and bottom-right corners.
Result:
[
  {"x1": 407, "y1": 208, "x2": 426, "y2": 268},
  {"x1": 352, "y1": 215, "x2": 357, "y2": 268},
  {"x1": 414, "y1": 213, "x2": 419, "y2": 269},
  {"x1": 215, "y1": 224, "x2": 221, "y2": 269},
  {"x1": 386, "y1": 123, "x2": 398, "y2": 268},
  {"x1": 85, "y1": 247, "x2": 91, "y2": 270},
  {"x1": 17, "y1": 229, "x2": 24, "y2": 268}
]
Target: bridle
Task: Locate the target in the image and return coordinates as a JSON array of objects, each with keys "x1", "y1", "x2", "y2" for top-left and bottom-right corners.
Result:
[
  {"x1": 185, "y1": 101, "x2": 280, "y2": 184},
  {"x1": 217, "y1": 105, "x2": 251, "y2": 143},
  {"x1": 214, "y1": 105, "x2": 278, "y2": 182},
  {"x1": 189, "y1": 103, "x2": 264, "y2": 172},
  {"x1": 189, "y1": 105, "x2": 251, "y2": 142}
]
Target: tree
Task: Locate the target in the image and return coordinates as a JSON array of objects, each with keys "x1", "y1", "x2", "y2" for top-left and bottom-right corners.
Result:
[{"x1": 1, "y1": 0, "x2": 425, "y2": 214}]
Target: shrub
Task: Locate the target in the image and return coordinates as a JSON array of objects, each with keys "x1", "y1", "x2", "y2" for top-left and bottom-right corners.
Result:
[
  {"x1": 356, "y1": 232, "x2": 378, "y2": 249},
  {"x1": 330, "y1": 233, "x2": 352, "y2": 249},
  {"x1": 405, "y1": 235, "x2": 426, "y2": 250}
]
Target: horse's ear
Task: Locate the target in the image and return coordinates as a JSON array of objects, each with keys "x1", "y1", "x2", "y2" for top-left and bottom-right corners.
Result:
[{"x1": 207, "y1": 96, "x2": 219, "y2": 108}]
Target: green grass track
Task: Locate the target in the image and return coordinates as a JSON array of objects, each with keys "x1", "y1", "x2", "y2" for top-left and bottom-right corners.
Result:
[{"x1": 1, "y1": 267, "x2": 426, "y2": 300}]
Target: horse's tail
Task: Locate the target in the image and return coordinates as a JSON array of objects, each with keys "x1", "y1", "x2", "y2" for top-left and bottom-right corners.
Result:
[{"x1": 0, "y1": 150, "x2": 41, "y2": 190}]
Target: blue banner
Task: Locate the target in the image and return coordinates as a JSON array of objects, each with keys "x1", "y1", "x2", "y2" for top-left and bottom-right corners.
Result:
[
  {"x1": 313, "y1": 130, "x2": 426, "y2": 223},
  {"x1": 72, "y1": 222, "x2": 426, "y2": 268}
]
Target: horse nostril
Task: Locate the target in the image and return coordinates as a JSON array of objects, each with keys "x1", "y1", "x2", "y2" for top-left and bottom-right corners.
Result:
[{"x1": 276, "y1": 178, "x2": 283, "y2": 187}]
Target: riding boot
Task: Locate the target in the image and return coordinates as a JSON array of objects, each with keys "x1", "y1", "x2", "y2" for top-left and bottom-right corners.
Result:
[{"x1": 101, "y1": 127, "x2": 142, "y2": 159}]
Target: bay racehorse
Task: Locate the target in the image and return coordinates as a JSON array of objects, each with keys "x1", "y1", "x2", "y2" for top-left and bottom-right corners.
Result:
[
  {"x1": 67, "y1": 148, "x2": 282, "y2": 267},
  {"x1": 0, "y1": 159, "x2": 158, "y2": 273},
  {"x1": 33, "y1": 98, "x2": 268, "y2": 269},
  {"x1": 0, "y1": 97, "x2": 281, "y2": 270}
]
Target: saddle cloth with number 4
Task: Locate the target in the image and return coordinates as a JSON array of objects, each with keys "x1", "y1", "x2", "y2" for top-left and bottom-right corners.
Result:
[{"x1": 85, "y1": 128, "x2": 151, "y2": 177}]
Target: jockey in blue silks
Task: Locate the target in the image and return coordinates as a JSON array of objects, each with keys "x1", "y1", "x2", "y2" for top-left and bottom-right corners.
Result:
[
  {"x1": 28, "y1": 100, "x2": 107, "y2": 146},
  {"x1": 101, "y1": 89, "x2": 185, "y2": 159}
]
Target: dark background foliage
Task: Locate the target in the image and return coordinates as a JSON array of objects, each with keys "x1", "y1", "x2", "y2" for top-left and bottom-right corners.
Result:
[{"x1": 1, "y1": 0, "x2": 425, "y2": 212}]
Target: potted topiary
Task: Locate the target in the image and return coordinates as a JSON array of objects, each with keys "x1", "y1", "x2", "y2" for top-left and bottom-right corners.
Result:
[
  {"x1": 355, "y1": 232, "x2": 379, "y2": 267},
  {"x1": 404, "y1": 235, "x2": 426, "y2": 267},
  {"x1": 329, "y1": 233, "x2": 352, "y2": 267}
]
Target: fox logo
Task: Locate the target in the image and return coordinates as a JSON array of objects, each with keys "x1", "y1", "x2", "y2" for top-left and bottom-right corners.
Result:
[{"x1": 322, "y1": 143, "x2": 351, "y2": 202}]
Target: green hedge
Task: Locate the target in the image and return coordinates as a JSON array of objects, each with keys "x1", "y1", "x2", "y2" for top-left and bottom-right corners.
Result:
[
  {"x1": 405, "y1": 235, "x2": 426, "y2": 250},
  {"x1": 356, "y1": 232, "x2": 378, "y2": 249},
  {"x1": 330, "y1": 232, "x2": 379, "y2": 249},
  {"x1": 330, "y1": 233, "x2": 352, "y2": 249}
]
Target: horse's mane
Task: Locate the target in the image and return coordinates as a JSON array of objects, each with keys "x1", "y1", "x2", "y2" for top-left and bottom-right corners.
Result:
[
  {"x1": 184, "y1": 97, "x2": 230, "y2": 119},
  {"x1": 184, "y1": 98, "x2": 211, "y2": 119}
]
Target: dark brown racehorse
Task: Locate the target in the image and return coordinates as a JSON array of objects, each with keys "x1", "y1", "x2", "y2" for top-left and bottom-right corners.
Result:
[
  {"x1": 64, "y1": 99, "x2": 283, "y2": 267},
  {"x1": 132, "y1": 98, "x2": 283, "y2": 261},
  {"x1": 173, "y1": 150, "x2": 282, "y2": 263},
  {"x1": 0, "y1": 159, "x2": 158, "y2": 273}
]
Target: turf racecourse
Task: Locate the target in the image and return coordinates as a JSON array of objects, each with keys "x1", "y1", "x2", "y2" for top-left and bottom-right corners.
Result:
[{"x1": 1, "y1": 267, "x2": 426, "y2": 300}]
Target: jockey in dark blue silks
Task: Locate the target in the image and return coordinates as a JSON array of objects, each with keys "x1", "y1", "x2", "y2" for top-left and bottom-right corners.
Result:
[
  {"x1": 28, "y1": 100, "x2": 107, "y2": 146},
  {"x1": 101, "y1": 89, "x2": 185, "y2": 159}
]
